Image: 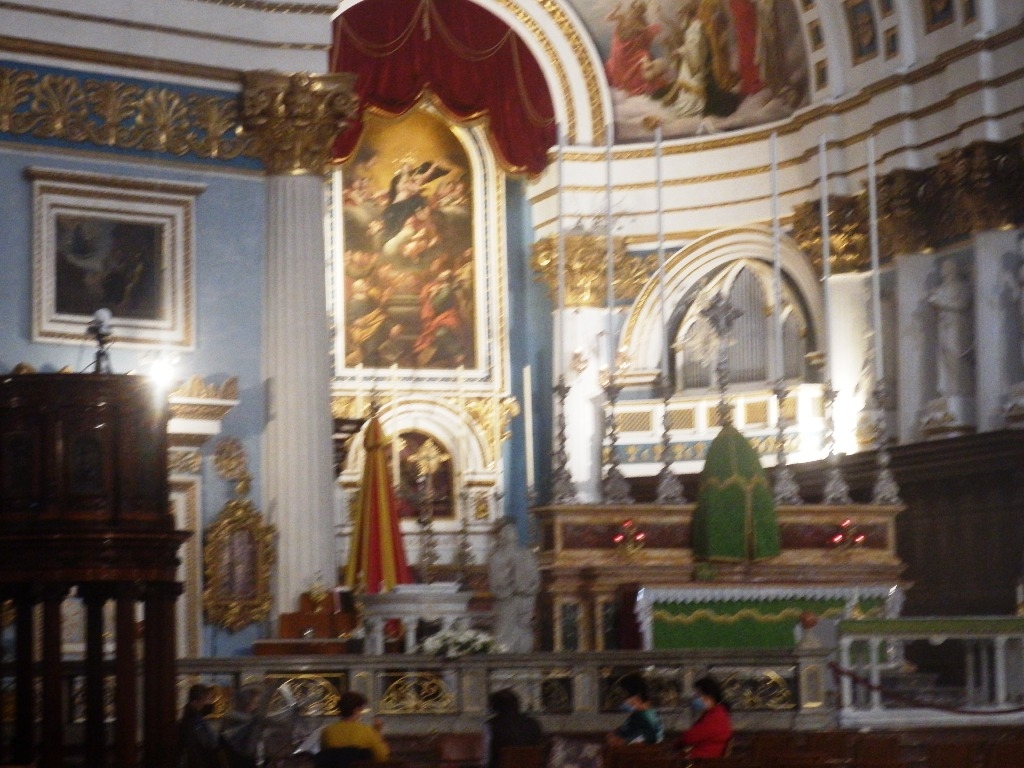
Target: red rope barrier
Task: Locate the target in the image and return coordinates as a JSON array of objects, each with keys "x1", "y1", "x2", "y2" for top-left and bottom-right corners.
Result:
[{"x1": 828, "y1": 661, "x2": 1024, "y2": 715}]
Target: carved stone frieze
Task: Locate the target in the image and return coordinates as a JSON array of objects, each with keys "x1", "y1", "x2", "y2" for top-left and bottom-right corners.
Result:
[
  {"x1": 240, "y1": 71, "x2": 357, "y2": 175},
  {"x1": 531, "y1": 233, "x2": 654, "y2": 307}
]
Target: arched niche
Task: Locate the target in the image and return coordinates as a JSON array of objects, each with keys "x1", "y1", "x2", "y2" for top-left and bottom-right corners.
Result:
[
  {"x1": 340, "y1": 398, "x2": 496, "y2": 531},
  {"x1": 620, "y1": 225, "x2": 823, "y2": 380}
]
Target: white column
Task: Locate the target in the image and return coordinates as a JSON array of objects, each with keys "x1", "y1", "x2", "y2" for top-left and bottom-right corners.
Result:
[
  {"x1": 868, "y1": 637, "x2": 883, "y2": 711},
  {"x1": 839, "y1": 638, "x2": 854, "y2": 712},
  {"x1": 994, "y1": 636, "x2": 1008, "y2": 705},
  {"x1": 242, "y1": 71, "x2": 357, "y2": 613},
  {"x1": 263, "y1": 174, "x2": 336, "y2": 611}
]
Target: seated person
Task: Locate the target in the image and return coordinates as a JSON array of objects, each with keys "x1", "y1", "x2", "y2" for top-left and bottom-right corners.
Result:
[
  {"x1": 485, "y1": 688, "x2": 544, "y2": 768},
  {"x1": 606, "y1": 675, "x2": 664, "y2": 746},
  {"x1": 318, "y1": 691, "x2": 390, "y2": 767},
  {"x1": 672, "y1": 677, "x2": 732, "y2": 759}
]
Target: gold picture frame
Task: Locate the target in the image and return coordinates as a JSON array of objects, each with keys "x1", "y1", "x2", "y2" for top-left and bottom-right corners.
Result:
[
  {"x1": 27, "y1": 167, "x2": 203, "y2": 350},
  {"x1": 202, "y1": 498, "x2": 276, "y2": 632}
]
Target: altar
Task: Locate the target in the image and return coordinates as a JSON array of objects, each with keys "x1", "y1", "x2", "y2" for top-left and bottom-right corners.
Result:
[
  {"x1": 635, "y1": 584, "x2": 904, "y2": 650},
  {"x1": 362, "y1": 583, "x2": 473, "y2": 654}
]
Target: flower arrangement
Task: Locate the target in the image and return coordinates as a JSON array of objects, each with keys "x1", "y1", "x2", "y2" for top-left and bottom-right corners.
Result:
[{"x1": 418, "y1": 628, "x2": 504, "y2": 658}]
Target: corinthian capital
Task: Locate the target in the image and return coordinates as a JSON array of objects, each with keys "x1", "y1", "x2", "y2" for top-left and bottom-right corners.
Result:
[{"x1": 241, "y1": 70, "x2": 357, "y2": 175}]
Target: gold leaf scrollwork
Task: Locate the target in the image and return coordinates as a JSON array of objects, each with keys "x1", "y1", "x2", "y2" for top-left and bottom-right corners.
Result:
[
  {"x1": 0, "y1": 68, "x2": 35, "y2": 132},
  {"x1": 126, "y1": 88, "x2": 193, "y2": 155},
  {"x1": 22, "y1": 73, "x2": 90, "y2": 141},
  {"x1": 0, "y1": 63, "x2": 256, "y2": 164},
  {"x1": 202, "y1": 497, "x2": 276, "y2": 633},
  {"x1": 85, "y1": 79, "x2": 142, "y2": 147},
  {"x1": 531, "y1": 234, "x2": 653, "y2": 307},
  {"x1": 378, "y1": 672, "x2": 456, "y2": 714},
  {"x1": 241, "y1": 70, "x2": 358, "y2": 175},
  {"x1": 792, "y1": 194, "x2": 872, "y2": 274}
]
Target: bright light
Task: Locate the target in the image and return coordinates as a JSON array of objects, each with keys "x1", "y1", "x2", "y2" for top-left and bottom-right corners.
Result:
[{"x1": 144, "y1": 353, "x2": 179, "y2": 393}]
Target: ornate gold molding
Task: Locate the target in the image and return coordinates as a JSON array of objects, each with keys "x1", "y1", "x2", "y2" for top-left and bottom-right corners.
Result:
[
  {"x1": 532, "y1": 233, "x2": 654, "y2": 307},
  {"x1": 202, "y1": 496, "x2": 276, "y2": 633},
  {"x1": 793, "y1": 136, "x2": 1024, "y2": 270},
  {"x1": 0, "y1": 63, "x2": 252, "y2": 161},
  {"x1": 241, "y1": 70, "x2": 357, "y2": 175},
  {"x1": 792, "y1": 194, "x2": 872, "y2": 275},
  {"x1": 168, "y1": 448, "x2": 203, "y2": 475}
]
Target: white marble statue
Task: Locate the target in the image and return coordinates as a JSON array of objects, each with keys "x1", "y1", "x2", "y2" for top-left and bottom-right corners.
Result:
[
  {"x1": 927, "y1": 258, "x2": 973, "y2": 397},
  {"x1": 1004, "y1": 235, "x2": 1024, "y2": 369},
  {"x1": 488, "y1": 521, "x2": 540, "y2": 653}
]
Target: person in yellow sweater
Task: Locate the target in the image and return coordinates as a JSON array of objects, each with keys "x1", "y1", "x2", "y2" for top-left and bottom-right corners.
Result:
[{"x1": 318, "y1": 691, "x2": 390, "y2": 767}]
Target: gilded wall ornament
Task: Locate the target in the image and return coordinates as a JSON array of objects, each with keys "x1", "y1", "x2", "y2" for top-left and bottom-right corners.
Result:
[
  {"x1": 531, "y1": 233, "x2": 653, "y2": 307},
  {"x1": 0, "y1": 64, "x2": 251, "y2": 163},
  {"x1": 202, "y1": 497, "x2": 276, "y2": 633},
  {"x1": 792, "y1": 194, "x2": 871, "y2": 274},
  {"x1": 241, "y1": 70, "x2": 358, "y2": 175},
  {"x1": 790, "y1": 136, "x2": 1024, "y2": 268}
]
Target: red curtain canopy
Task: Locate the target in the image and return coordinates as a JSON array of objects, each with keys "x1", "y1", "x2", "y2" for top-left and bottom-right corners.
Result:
[{"x1": 330, "y1": 0, "x2": 557, "y2": 176}]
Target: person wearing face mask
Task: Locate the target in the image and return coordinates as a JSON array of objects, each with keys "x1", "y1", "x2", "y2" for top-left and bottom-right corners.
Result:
[
  {"x1": 606, "y1": 675, "x2": 664, "y2": 746},
  {"x1": 177, "y1": 683, "x2": 223, "y2": 768},
  {"x1": 672, "y1": 676, "x2": 732, "y2": 759},
  {"x1": 318, "y1": 691, "x2": 390, "y2": 767}
]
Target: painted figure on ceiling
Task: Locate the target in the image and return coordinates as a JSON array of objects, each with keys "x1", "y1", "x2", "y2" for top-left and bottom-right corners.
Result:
[
  {"x1": 605, "y1": 0, "x2": 668, "y2": 97},
  {"x1": 587, "y1": 0, "x2": 808, "y2": 140}
]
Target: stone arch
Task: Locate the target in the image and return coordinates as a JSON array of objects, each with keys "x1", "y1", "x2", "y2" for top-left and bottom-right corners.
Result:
[{"x1": 620, "y1": 225, "x2": 823, "y2": 375}]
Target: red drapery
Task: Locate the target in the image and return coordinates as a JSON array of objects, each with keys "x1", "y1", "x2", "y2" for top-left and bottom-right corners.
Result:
[{"x1": 330, "y1": 0, "x2": 556, "y2": 176}]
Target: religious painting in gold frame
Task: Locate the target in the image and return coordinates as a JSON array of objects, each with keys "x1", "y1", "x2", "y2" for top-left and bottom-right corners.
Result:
[
  {"x1": 202, "y1": 498, "x2": 276, "y2": 632},
  {"x1": 338, "y1": 108, "x2": 475, "y2": 371},
  {"x1": 394, "y1": 430, "x2": 455, "y2": 520}
]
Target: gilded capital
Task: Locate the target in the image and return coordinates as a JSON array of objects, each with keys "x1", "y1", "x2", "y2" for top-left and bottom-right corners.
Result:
[
  {"x1": 531, "y1": 233, "x2": 651, "y2": 307},
  {"x1": 792, "y1": 194, "x2": 871, "y2": 275},
  {"x1": 241, "y1": 70, "x2": 358, "y2": 175}
]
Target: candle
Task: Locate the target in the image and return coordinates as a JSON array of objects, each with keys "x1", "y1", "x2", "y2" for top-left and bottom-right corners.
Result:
[
  {"x1": 605, "y1": 122, "x2": 615, "y2": 366},
  {"x1": 867, "y1": 135, "x2": 884, "y2": 382},
  {"x1": 655, "y1": 125, "x2": 669, "y2": 379},
  {"x1": 354, "y1": 362, "x2": 365, "y2": 416},
  {"x1": 523, "y1": 365, "x2": 535, "y2": 490},
  {"x1": 391, "y1": 429, "x2": 400, "y2": 487},
  {"x1": 556, "y1": 129, "x2": 566, "y2": 373},
  {"x1": 770, "y1": 132, "x2": 784, "y2": 380},
  {"x1": 818, "y1": 136, "x2": 833, "y2": 384}
]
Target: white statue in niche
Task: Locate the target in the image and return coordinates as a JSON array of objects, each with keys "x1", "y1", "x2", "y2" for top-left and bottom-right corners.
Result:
[
  {"x1": 1003, "y1": 234, "x2": 1024, "y2": 371},
  {"x1": 488, "y1": 520, "x2": 540, "y2": 653},
  {"x1": 927, "y1": 258, "x2": 973, "y2": 397}
]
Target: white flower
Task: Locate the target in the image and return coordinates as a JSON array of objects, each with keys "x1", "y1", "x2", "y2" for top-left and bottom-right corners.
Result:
[{"x1": 417, "y1": 628, "x2": 501, "y2": 657}]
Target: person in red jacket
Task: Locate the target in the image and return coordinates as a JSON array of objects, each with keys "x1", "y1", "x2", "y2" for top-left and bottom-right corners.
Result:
[{"x1": 673, "y1": 676, "x2": 733, "y2": 759}]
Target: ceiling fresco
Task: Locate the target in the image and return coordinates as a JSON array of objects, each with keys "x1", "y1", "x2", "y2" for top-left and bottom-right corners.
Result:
[{"x1": 572, "y1": 0, "x2": 810, "y2": 142}]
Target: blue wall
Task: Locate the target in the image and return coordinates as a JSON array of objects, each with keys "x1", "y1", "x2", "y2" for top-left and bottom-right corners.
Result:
[
  {"x1": 0, "y1": 61, "x2": 267, "y2": 657},
  {"x1": 504, "y1": 177, "x2": 552, "y2": 544}
]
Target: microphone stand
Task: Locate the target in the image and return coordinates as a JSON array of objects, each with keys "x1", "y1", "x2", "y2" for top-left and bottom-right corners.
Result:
[{"x1": 89, "y1": 324, "x2": 113, "y2": 374}]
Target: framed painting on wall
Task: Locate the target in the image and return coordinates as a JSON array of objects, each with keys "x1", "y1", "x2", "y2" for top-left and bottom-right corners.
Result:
[
  {"x1": 28, "y1": 167, "x2": 204, "y2": 350},
  {"x1": 923, "y1": 0, "x2": 956, "y2": 32},
  {"x1": 844, "y1": 0, "x2": 879, "y2": 64}
]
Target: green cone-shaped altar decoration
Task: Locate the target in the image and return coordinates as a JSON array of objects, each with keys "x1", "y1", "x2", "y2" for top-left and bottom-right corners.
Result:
[{"x1": 692, "y1": 424, "x2": 780, "y2": 561}]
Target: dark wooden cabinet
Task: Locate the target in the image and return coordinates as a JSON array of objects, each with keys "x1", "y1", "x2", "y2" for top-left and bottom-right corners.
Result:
[{"x1": 0, "y1": 373, "x2": 188, "y2": 768}]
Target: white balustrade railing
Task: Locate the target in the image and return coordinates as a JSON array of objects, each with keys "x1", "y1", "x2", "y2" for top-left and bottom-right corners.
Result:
[{"x1": 834, "y1": 617, "x2": 1024, "y2": 728}]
